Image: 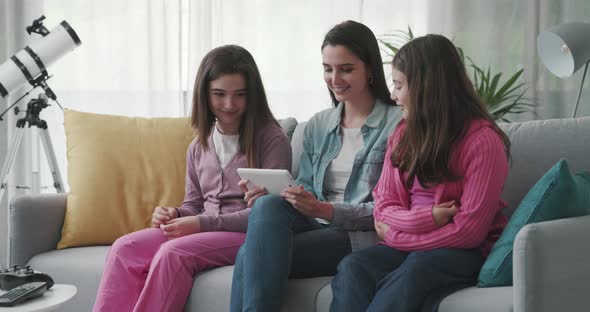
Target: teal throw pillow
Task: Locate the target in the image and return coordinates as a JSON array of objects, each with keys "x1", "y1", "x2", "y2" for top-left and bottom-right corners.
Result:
[{"x1": 477, "y1": 159, "x2": 590, "y2": 287}]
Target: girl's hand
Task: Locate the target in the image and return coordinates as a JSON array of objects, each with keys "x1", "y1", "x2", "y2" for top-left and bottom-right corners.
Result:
[
  {"x1": 375, "y1": 220, "x2": 390, "y2": 241},
  {"x1": 238, "y1": 179, "x2": 268, "y2": 207},
  {"x1": 280, "y1": 185, "x2": 334, "y2": 219},
  {"x1": 432, "y1": 200, "x2": 459, "y2": 227},
  {"x1": 151, "y1": 206, "x2": 178, "y2": 228},
  {"x1": 160, "y1": 216, "x2": 200, "y2": 240}
]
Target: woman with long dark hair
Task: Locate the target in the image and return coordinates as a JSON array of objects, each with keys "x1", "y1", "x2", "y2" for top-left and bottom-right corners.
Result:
[{"x1": 230, "y1": 20, "x2": 402, "y2": 312}]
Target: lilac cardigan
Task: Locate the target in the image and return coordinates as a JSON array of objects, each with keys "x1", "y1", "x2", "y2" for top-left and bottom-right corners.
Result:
[{"x1": 176, "y1": 122, "x2": 292, "y2": 232}]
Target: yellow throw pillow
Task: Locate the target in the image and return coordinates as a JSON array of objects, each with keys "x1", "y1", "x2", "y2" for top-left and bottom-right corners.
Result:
[{"x1": 58, "y1": 109, "x2": 195, "y2": 249}]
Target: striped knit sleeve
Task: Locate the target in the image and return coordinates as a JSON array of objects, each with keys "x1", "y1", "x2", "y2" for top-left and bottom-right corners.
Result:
[
  {"x1": 382, "y1": 127, "x2": 508, "y2": 251},
  {"x1": 373, "y1": 131, "x2": 439, "y2": 234}
]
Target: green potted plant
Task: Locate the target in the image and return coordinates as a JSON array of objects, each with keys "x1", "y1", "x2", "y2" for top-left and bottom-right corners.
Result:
[{"x1": 379, "y1": 28, "x2": 535, "y2": 122}]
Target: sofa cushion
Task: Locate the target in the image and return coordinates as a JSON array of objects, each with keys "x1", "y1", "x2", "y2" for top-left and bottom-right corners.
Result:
[
  {"x1": 28, "y1": 246, "x2": 110, "y2": 312},
  {"x1": 291, "y1": 121, "x2": 307, "y2": 179},
  {"x1": 315, "y1": 284, "x2": 513, "y2": 312},
  {"x1": 278, "y1": 117, "x2": 298, "y2": 141},
  {"x1": 59, "y1": 109, "x2": 195, "y2": 249},
  {"x1": 186, "y1": 265, "x2": 332, "y2": 312},
  {"x1": 438, "y1": 286, "x2": 513, "y2": 312},
  {"x1": 478, "y1": 159, "x2": 590, "y2": 287},
  {"x1": 30, "y1": 246, "x2": 334, "y2": 312},
  {"x1": 498, "y1": 117, "x2": 590, "y2": 216}
]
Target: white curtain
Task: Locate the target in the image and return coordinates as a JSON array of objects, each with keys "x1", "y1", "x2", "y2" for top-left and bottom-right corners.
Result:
[
  {"x1": 427, "y1": 0, "x2": 590, "y2": 120},
  {"x1": 38, "y1": 0, "x2": 432, "y2": 192},
  {"x1": 39, "y1": 0, "x2": 190, "y2": 193}
]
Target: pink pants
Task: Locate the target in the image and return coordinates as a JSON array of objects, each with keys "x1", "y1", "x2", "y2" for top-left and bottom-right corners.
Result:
[{"x1": 93, "y1": 228, "x2": 245, "y2": 312}]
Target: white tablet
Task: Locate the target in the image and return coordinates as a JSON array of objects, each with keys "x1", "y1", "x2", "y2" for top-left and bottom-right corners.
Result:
[{"x1": 237, "y1": 168, "x2": 296, "y2": 195}]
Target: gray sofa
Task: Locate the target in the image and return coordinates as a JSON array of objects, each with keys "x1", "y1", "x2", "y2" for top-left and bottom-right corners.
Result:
[{"x1": 9, "y1": 117, "x2": 590, "y2": 312}]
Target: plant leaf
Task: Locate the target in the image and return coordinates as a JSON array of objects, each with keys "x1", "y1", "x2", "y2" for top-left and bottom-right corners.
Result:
[
  {"x1": 494, "y1": 69, "x2": 524, "y2": 100},
  {"x1": 380, "y1": 27, "x2": 536, "y2": 122},
  {"x1": 379, "y1": 40, "x2": 399, "y2": 54}
]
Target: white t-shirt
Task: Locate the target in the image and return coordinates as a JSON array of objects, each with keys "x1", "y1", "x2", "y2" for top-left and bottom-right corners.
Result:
[
  {"x1": 212, "y1": 125, "x2": 240, "y2": 169},
  {"x1": 321, "y1": 127, "x2": 364, "y2": 223}
]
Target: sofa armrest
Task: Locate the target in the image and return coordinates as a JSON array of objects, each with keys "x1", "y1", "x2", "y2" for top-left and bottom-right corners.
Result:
[
  {"x1": 513, "y1": 214, "x2": 590, "y2": 312},
  {"x1": 9, "y1": 193, "x2": 67, "y2": 265}
]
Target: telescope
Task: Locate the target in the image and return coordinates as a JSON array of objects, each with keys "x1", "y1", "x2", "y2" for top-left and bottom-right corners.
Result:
[
  {"x1": 0, "y1": 15, "x2": 81, "y2": 205},
  {"x1": 0, "y1": 15, "x2": 81, "y2": 100}
]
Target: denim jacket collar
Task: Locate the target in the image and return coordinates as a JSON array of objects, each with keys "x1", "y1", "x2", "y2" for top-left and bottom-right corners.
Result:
[{"x1": 326, "y1": 99, "x2": 389, "y2": 133}]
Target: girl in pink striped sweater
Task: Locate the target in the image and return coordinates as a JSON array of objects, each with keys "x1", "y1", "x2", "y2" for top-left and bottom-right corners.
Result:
[{"x1": 330, "y1": 34, "x2": 510, "y2": 312}]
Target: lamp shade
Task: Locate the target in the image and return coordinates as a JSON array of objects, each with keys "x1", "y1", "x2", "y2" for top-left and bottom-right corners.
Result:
[{"x1": 537, "y1": 22, "x2": 590, "y2": 78}]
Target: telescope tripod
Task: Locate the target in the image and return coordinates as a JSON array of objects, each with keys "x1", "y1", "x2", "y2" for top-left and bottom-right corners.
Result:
[{"x1": 0, "y1": 94, "x2": 64, "y2": 204}]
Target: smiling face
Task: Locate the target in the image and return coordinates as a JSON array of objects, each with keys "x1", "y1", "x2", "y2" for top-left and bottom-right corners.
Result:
[
  {"x1": 208, "y1": 73, "x2": 247, "y2": 134},
  {"x1": 391, "y1": 67, "x2": 410, "y2": 119},
  {"x1": 322, "y1": 44, "x2": 371, "y2": 104}
]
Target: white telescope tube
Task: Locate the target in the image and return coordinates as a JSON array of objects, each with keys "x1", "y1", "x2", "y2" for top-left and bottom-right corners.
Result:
[{"x1": 0, "y1": 21, "x2": 81, "y2": 98}]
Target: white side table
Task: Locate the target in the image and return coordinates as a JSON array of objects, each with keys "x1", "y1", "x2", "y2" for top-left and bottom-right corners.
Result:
[{"x1": 0, "y1": 284, "x2": 77, "y2": 312}]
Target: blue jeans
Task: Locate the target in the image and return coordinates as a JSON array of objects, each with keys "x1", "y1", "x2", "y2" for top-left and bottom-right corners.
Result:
[
  {"x1": 330, "y1": 244, "x2": 484, "y2": 312},
  {"x1": 230, "y1": 195, "x2": 351, "y2": 312}
]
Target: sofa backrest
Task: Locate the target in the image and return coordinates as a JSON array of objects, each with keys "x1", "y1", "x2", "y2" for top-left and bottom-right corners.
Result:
[
  {"x1": 499, "y1": 117, "x2": 590, "y2": 215},
  {"x1": 290, "y1": 117, "x2": 590, "y2": 216},
  {"x1": 278, "y1": 117, "x2": 298, "y2": 141},
  {"x1": 291, "y1": 121, "x2": 308, "y2": 179}
]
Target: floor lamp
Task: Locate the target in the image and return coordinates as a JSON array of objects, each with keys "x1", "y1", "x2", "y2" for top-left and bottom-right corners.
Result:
[{"x1": 537, "y1": 21, "x2": 590, "y2": 118}]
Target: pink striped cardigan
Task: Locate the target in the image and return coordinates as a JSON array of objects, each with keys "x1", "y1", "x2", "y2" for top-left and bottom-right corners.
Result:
[{"x1": 373, "y1": 119, "x2": 509, "y2": 256}]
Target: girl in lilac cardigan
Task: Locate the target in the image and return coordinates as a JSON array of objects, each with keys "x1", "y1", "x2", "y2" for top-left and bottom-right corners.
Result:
[
  {"x1": 93, "y1": 45, "x2": 291, "y2": 312},
  {"x1": 330, "y1": 35, "x2": 511, "y2": 311}
]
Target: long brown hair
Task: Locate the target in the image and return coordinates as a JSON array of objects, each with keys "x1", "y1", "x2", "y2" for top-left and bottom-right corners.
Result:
[
  {"x1": 190, "y1": 45, "x2": 278, "y2": 167},
  {"x1": 321, "y1": 20, "x2": 395, "y2": 106},
  {"x1": 391, "y1": 34, "x2": 510, "y2": 188}
]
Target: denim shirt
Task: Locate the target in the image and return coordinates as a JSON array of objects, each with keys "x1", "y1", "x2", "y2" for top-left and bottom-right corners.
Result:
[{"x1": 296, "y1": 99, "x2": 402, "y2": 249}]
